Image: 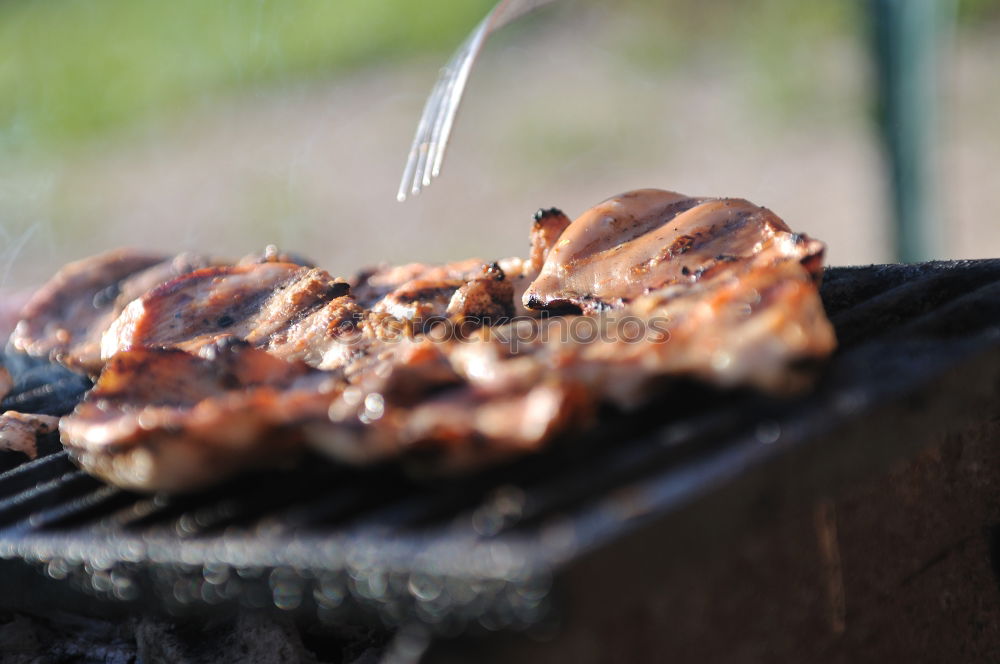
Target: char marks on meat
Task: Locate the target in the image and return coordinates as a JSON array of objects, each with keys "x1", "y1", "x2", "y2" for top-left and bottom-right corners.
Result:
[
  {"x1": 102, "y1": 263, "x2": 351, "y2": 361},
  {"x1": 10, "y1": 250, "x2": 221, "y2": 374},
  {"x1": 61, "y1": 341, "x2": 337, "y2": 491},
  {"x1": 523, "y1": 189, "x2": 824, "y2": 313},
  {"x1": 26, "y1": 188, "x2": 836, "y2": 490}
]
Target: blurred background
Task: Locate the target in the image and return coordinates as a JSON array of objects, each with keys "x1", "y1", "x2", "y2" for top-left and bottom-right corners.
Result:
[{"x1": 1, "y1": 0, "x2": 998, "y2": 291}]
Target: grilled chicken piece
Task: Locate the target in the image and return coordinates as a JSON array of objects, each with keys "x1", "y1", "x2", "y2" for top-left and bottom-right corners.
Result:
[
  {"x1": 61, "y1": 341, "x2": 338, "y2": 491},
  {"x1": 101, "y1": 262, "x2": 418, "y2": 373},
  {"x1": 102, "y1": 263, "x2": 350, "y2": 360},
  {"x1": 445, "y1": 262, "x2": 514, "y2": 324},
  {"x1": 494, "y1": 207, "x2": 573, "y2": 319},
  {"x1": 523, "y1": 189, "x2": 825, "y2": 313},
  {"x1": 353, "y1": 258, "x2": 510, "y2": 326},
  {"x1": 350, "y1": 208, "x2": 569, "y2": 324},
  {"x1": 350, "y1": 258, "x2": 485, "y2": 309},
  {"x1": 10, "y1": 250, "x2": 221, "y2": 374},
  {"x1": 0, "y1": 411, "x2": 59, "y2": 461},
  {"x1": 10, "y1": 249, "x2": 165, "y2": 370}
]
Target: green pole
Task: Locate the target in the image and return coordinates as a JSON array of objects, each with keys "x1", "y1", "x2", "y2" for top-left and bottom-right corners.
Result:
[{"x1": 870, "y1": 0, "x2": 954, "y2": 263}]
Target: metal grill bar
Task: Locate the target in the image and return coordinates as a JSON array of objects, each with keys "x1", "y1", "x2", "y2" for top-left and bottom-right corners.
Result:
[
  {"x1": 0, "y1": 470, "x2": 102, "y2": 529},
  {"x1": 0, "y1": 452, "x2": 77, "y2": 500}
]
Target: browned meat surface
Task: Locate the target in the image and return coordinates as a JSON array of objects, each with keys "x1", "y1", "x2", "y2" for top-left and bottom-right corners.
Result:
[
  {"x1": 523, "y1": 189, "x2": 824, "y2": 313},
  {"x1": 528, "y1": 207, "x2": 573, "y2": 272},
  {"x1": 0, "y1": 411, "x2": 59, "y2": 460},
  {"x1": 310, "y1": 260, "x2": 834, "y2": 469},
  {"x1": 102, "y1": 263, "x2": 350, "y2": 360},
  {"x1": 10, "y1": 249, "x2": 165, "y2": 370},
  {"x1": 350, "y1": 258, "x2": 485, "y2": 308},
  {"x1": 309, "y1": 190, "x2": 835, "y2": 468},
  {"x1": 10, "y1": 250, "x2": 220, "y2": 373},
  {"x1": 44, "y1": 187, "x2": 836, "y2": 488},
  {"x1": 102, "y1": 258, "x2": 518, "y2": 371},
  {"x1": 444, "y1": 262, "x2": 514, "y2": 324},
  {"x1": 61, "y1": 341, "x2": 337, "y2": 491},
  {"x1": 263, "y1": 293, "x2": 368, "y2": 369},
  {"x1": 352, "y1": 258, "x2": 500, "y2": 325},
  {"x1": 310, "y1": 337, "x2": 590, "y2": 469}
]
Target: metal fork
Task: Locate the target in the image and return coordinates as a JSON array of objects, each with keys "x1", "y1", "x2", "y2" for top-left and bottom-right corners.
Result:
[{"x1": 396, "y1": 0, "x2": 558, "y2": 201}]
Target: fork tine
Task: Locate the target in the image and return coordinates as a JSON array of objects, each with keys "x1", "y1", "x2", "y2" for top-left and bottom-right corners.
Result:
[
  {"x1": 425, "y1": 19, "x2": 492, "y2": 186},
  {"x1": 397, "y1": 69, "x2": 449, "y2": 201},
  {"x1": 409, "y1": 73, "x2": 448, "y2": 196},
  {"x1": 397, "y1": 0, "x2": 558, "y2": 201},
  {"x1": 428, "y1": 29, "x2": 485, "y2": 181}
]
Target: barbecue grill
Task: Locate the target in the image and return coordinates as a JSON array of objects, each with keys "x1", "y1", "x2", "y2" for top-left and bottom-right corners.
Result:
[{"x1": 3, "y1": 259, "x2": 1000, "y2": 662}]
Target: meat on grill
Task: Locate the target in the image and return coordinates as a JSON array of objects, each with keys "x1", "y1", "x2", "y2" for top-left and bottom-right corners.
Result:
[
  {"x1": 60, "y1": 341, "x2": 336, "y2": 491},
  {"x1": 311, "y1": 190, "x2": 833, "y2": 468},
  {"x1": 102, "y1": 261, "x2": 518, "y2": 369},
  {"x1": 102, "y1": 263, "x2": 351, "y2": 361},
  {"x1": 11, "y1": 188, "x2": 835, "y2": 490},
  {"x1": 9, "y1": 250, "x2": 220, "y2": 374},
  {"x1": 0, "y1": 411, "x2": 59, "y2": 461},
  {"x1": 523, "y1": 189, "x2": 824, "y2": 312},
  {"x1": 308, "y1": 258, "x2": 834, "y2": 469}
]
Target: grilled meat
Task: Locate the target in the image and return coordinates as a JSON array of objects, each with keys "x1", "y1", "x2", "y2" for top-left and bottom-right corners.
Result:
[
  {"x1": 523, "y1": 189, "x2": 824, "y2": 313},
  {"x1": 10, "y1": 250, "x2": 220, "y2": 374},
  {"x1": 102, "y1": 263, "x2": 350, "y2": 360},
  {"x1": 308, "y1": 190, "x2": 833, "y2": 468},
  {"x1": 61, "y1": 341, "x2": 337, "y2": 491},
  {"x1": 37, "y1": 187, "x2": 835, "y2": 488},
  {"x1": 102, "y1": 259, "x2": 519, "y2": 370},
  {"x1": 352, "y1": 258, "x2": 485, "y2": 310},
  {"x1": 310, "y1": 257, "x2": 834, "y2": 469},
  {"x1": 310, "y1": 336, "x2": 590, "y2": 469},
  {"x1": 0, "y1": 411, "x2": 59, "y2": 461}
]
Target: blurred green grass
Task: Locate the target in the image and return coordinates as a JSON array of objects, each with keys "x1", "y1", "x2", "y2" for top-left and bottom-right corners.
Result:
[
  {"x1": 2, "y1": 0, "x2": 996, "y2": 156},
  {"x1": 0, "y1": 0, "x2": 494, "y2": 154}
]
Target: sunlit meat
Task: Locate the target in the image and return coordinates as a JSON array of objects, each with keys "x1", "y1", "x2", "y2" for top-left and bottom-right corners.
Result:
[
  {"x1": 10, "y1": 250, "x2": 220, "y2": 374},
  {"x1": 310, "y1": 337, "x2": 590, "y2": 470},
  {"x1": 25, "y1": 187, "x2": 836, "y2": 488},
  {"x1": 309, "y1": 190, "x2": 834, "y2": 469},
  {"x1": 0, "y1": 411, "x2": 60, "y2": 461},
  {"x1": 101, "y1": 263, "x2": 350, "y2": 360},
  {"x1": 60, "y1": 341, "x2": 338, "y2": 491},
  {"x1": 310, "y1": 258, "x2": 835, "y2": 469},
  {"x1": 351, "y1": 258, "x2": 485, "y2": 310},
  {"x1": 523, "y1": 189, "x2": 825, "y2": 312},
  {"x1": 102, "y1": 259, "x2": 522, "y2": 372}
]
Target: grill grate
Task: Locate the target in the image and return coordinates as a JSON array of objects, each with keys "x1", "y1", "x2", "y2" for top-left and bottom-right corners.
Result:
[{"x1": 2, "y1": 260, "x2": 1000, "y2": 637}]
